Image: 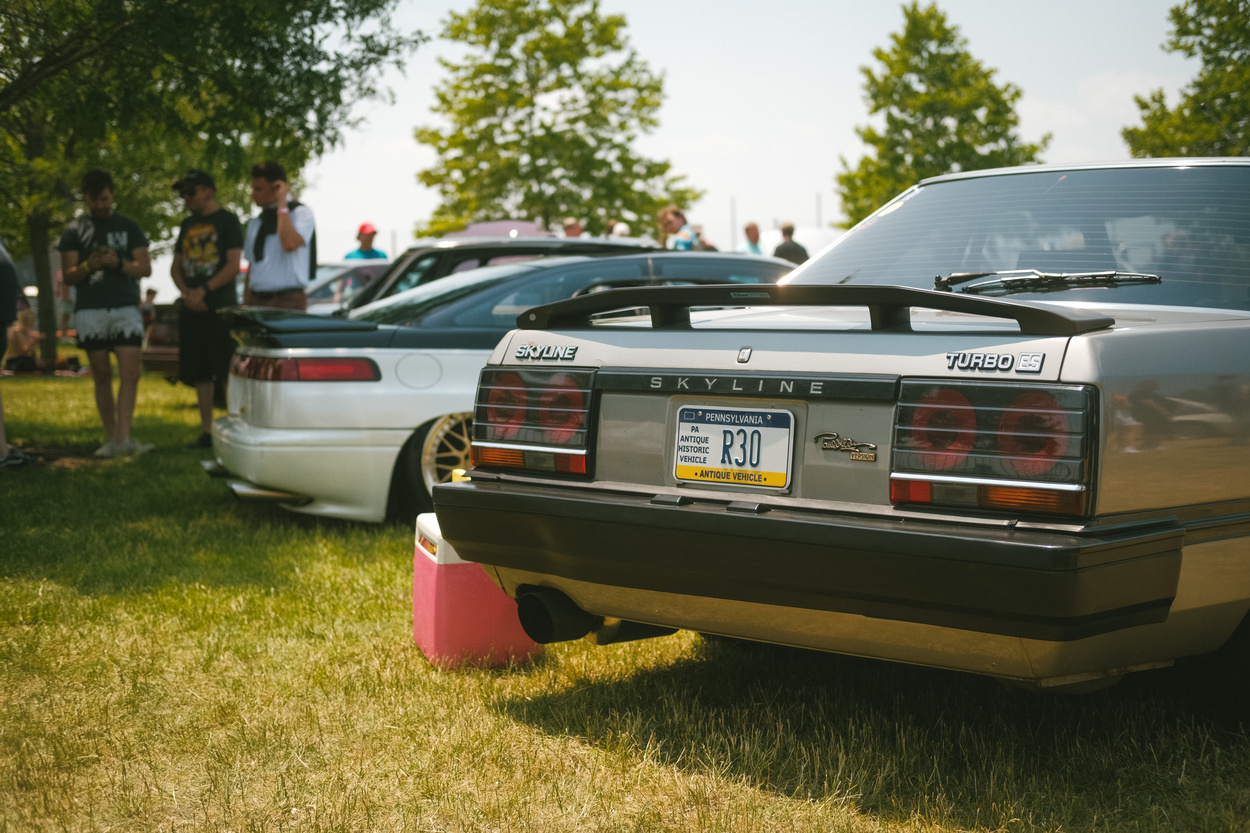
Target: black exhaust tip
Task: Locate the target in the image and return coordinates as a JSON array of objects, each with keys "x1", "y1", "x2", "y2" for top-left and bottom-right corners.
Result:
[{"x1": 517, "y1": 588, "x2": 599, "y2": 644}]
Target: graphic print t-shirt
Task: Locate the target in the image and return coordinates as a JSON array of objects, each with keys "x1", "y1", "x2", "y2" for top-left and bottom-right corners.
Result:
[
  {"x1": 176, "y1": 208, "x2": 244, "y2": 309},
  {"x1": 57, "y1": 213, "x2": 149, "y2": 310}
]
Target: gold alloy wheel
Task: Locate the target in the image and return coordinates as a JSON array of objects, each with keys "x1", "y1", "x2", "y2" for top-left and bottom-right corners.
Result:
[{"x1": 419, "y1": 413, "x2": 473, "y2": 495}]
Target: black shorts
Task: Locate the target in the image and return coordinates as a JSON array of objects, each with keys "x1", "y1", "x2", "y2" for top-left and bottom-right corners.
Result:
[{"x1": 178, "y1": 306, "x2": 236, "y2": 386}]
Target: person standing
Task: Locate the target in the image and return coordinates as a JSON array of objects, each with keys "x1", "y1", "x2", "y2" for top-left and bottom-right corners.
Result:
[
  {"x1": 58, "y1": 169, "x2": 153, "y2": 458},
  {"x1": 657, "y1": 205, "x2": 699, "y2": 251},
  {"x1": 0, "y1": 234, "x2": 28, "y2": 468},
  {"x1": 772, "y1": 222, "x2": 809, "y2": 265},
  {"x1": 736, "y1": 222, "x2": 765, "y2": 255},
  {"x1": 171, "y1": 169, "x2": 243, "y2": 449},
  {"x1": 345, "y1": 222, "x2": 386, "y2": 259},
  {"x1": 561, "y1": 217, "x2": 585, "y2": 238},
  {"x1": 242, "y1": 161, "x2": 315, "y2": 311}
]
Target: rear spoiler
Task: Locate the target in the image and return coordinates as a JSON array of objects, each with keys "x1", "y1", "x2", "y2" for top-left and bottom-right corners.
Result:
[
  {"x1": 219, "y1": 306, "x2": 379, "y2": 333},
  {"x1": 516, "y1": 284, "x2": 1114, "y2": 337}
]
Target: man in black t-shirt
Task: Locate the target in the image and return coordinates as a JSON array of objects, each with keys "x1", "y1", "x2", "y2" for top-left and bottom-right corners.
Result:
[
  {"x1": 772, "y1": 221, "x2": 809, "y2": 266},
  {"x1": 58, "y1": 169, "x2": 153, "y2": 459},
  {"x1": 171, "y1": 169, "x2": 243, "y2": 448}
]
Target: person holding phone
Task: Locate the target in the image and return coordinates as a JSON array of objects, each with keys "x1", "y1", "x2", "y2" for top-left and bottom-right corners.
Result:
[
  {"x1": 58, "y1": 169, "x2": 153, "y2": 458},
  {"x1": 243, "y1": 160, "x2": 315, "y2": 311}
]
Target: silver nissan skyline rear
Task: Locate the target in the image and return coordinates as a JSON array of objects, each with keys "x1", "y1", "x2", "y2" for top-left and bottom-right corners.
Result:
[{"x1": 433, "y1": 159, "x2": 1250, "y2": 691}]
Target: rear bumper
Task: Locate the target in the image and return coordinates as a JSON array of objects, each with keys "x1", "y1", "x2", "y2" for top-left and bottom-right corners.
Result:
[
  {"x1": 211, "y1": 415, "x2": 410, "y2": 522},
  {"x1": 434, "y1": 479, "x2": 1184, "y2": 643}
]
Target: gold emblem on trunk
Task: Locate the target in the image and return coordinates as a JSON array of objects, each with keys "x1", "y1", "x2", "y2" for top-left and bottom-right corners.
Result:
[{"x1": 813, "y1": 432, "x2": 877, "y2": 462}]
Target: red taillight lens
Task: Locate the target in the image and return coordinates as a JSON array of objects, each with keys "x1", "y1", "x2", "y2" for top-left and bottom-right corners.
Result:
[
  {"x1": 997, "y1": 391, "x2": 1069, "y2": 476},
  {"x1": 485, "y1": 371, "x2": 527, "y2": 440},
  {"x1": 892, "y1": 381, "x2": 1094, "y2": 518},
  {"x1": 230, "y1": 355, "x2": 378, "y2": 381},
  {"x1": 910, "y1": 388, "x2": 976, "y2": 471},
  {"x1": 292, "y1": 358, "x2": 379, "y2": 381},
  {"x1": 538, "y1": 373, "x2": 587, "y2": 444},
  {"x1": 472, "y1": 367, "x2": 594, "y2": 476}
]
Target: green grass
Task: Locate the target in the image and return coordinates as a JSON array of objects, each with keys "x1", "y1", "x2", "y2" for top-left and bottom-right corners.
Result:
[{"x1": 2, "y1": 372, "x2": 1250, "y2": 831}]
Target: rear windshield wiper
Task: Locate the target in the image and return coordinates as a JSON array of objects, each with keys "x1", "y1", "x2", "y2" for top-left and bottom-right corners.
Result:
[{"x1": 935, "y1": 269, "x2": 1161, "y2": 295}]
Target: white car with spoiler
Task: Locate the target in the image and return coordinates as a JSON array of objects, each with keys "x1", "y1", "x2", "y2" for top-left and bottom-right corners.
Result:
[{"x1": 434, "y1": 159, "x2": 1250, "y2": 692}]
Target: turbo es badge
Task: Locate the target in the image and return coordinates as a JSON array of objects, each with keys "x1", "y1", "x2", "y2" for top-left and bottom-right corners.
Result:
[{"x1": 946, "y1": 351, "x2": 1044, "y2": 373}]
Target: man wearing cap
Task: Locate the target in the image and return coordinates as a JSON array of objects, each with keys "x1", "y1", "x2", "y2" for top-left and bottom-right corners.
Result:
[
  {"x1": 345, "y1": 222, "x2": 386, "y2": 259},
  {"x1": 171, "y1": 169, "x2": 243, "y2": 449},
  {"x1": 242, "y1": 160, "x2": 316, "y2": 311}
]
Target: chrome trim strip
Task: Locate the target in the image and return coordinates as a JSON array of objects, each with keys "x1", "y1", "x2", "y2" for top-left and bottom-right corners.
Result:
[
  {"x1": 889, "y1": 472, "x2": 1086, "y2": 492},
  {"x1": 472, "y1": 441, "x2": 588, "y2": 456}
]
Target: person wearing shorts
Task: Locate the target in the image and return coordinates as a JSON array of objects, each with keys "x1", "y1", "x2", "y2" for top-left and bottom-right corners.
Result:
[
  {"x1": 58, "y1": 169, "x2": 153, "y2": 458},
  {"x1": 171, "y1": 169, "x2": 243, "y2": 448}
]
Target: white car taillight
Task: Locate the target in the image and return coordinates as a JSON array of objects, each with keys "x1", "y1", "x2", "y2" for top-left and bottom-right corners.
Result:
[
  {"x1": 890, "y1": 380, "x2": 1095, "y2": 517},
  {"x1": 230, "y1": 355, "x2": 380, "y2": 382},
  {"x1": 471, "y1": 368, "x2": 594, "y2": 475}
]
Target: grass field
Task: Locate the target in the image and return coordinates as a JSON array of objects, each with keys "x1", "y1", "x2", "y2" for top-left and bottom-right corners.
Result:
[{"x1": 2, "y1": 370, "x2": 1249, "y2": 832}]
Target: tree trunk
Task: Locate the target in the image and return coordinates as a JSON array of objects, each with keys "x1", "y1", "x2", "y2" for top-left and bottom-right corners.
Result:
[
  {"x1": 23, "y1": 115, "x2": 60, "y2": 367},
  {"x1": 29, "y1": 210, "x2": 58, "y2": 367}
]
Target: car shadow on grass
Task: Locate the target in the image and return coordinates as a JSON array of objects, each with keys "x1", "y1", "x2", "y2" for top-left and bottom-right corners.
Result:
[{"x1": 495, "y1": 635, "x2": 1250, "y2": 830}]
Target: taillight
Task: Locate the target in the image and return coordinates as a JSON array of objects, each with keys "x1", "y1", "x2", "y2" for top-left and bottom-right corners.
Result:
[
  {"x1": 472, "y1": 367, "x2": 594, "y2": 476},
  {"x1": 230, "y1": 355, "x2": 380, "y2": 381},
  {"x1": 996, "y1": 391, "x2": 1069, "y2": 477},
  {"x1": 538, "y1": 374, "x2": 587, "y2": 444},
  {"x1": 485, "y1": 371, "x2": 527, "y2": 440},
  {"x1": 892, "y1": 381, "x2": 1094, "y2": 517},
  {"x1": 910, "y1": 387, "x2": 976, "y2": 471}
]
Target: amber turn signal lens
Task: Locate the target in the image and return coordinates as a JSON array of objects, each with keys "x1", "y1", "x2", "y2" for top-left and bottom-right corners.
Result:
[
  {"x1": 471, "y1": 446, "x2": 525, "y2": 468},
  {"x1": 978, "y1": 485, "x2": 1087, "y2": 515}
]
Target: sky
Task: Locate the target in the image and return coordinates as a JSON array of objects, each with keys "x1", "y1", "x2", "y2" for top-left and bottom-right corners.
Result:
[{"x1": 149, "y1": 0, "x2": 1199, "y2": 300}]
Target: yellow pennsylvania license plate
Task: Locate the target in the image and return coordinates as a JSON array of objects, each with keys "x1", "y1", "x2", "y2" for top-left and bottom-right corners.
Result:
[{"x1": 673, "y1": 406, "x2": 794, "y2": 489}]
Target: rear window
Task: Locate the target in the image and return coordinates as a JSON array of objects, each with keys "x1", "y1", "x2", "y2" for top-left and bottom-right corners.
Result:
[
  {"x1": 351, "y1": 262, "x2": 541, "y2": 325},
  {"x1": 789, "y1": 166, "x2": 1250, "y2": 310}
]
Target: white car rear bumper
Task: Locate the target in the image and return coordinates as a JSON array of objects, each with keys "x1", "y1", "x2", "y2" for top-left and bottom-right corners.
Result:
[{"x1": 212, "y1": 415, "x2": 412, "y2": 522}]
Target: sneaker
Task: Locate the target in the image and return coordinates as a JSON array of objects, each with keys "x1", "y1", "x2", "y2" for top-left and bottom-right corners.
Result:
[
  {"x1": 116, "y1": 437, "x2": 155, "y2": 457},
  {"x1": 94, "y1": 439, "x2": 121, "y2": 458},
  {"x1": 0, "y1": 448, "x2": 29, "y2": 468},
  {"x1": 186, "y1": 432, "x2": 213, "y2": 450}
]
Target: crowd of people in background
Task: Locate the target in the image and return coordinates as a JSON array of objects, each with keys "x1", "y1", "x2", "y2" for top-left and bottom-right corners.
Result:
[
  {"x1": 653, "y1": 205, "x2": 810, "y2": 265},
  {"x1": 0, "y1": 160, "x2": 320, "y2": 465},
  {"x1": 2, "y1": 171, "x2": 815, "y2": 470}
]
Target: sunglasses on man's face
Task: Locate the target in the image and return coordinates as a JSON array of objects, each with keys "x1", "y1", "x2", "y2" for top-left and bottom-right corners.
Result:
[{"x1": 180, "y1": 187, "x2": 200, "y2": 198}]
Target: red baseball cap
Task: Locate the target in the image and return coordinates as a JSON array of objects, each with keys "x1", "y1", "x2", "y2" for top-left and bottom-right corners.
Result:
[{"x1": 358, "y1": 222, "x2": 376, "y2": 234}]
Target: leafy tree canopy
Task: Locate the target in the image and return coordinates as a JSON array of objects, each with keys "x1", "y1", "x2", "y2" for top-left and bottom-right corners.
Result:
[
  {"x1": 836, "y1": 2, "x2": 1049, "y2": 227},
  {"x1": 415, "y1": 0, "x2": 701, "y2": 237},
  {"x1": 0, "y1": 0, "x2": 422, "y2": 360},
  {"x1": 1122, "y1": 0, "x2": 1249, "y2": 157}
]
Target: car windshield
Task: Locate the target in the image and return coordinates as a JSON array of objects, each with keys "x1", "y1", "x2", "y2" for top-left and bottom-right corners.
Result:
[
  {"x1": 350, "y1": 261, "x2": 544, "y2": 324},
  {"x1": 787, "y1": 165, "x2": 1250, "y2": 310}
]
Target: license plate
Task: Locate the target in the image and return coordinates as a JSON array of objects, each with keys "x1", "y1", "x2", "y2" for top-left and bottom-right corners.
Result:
[{"x1": 673, "y1": 406, "x2": 794, "y2": 489}]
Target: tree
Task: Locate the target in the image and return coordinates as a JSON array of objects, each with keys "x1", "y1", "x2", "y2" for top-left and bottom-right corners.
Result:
[
  {"x1": 415, "y1": 0, "x2": 700, "y2": 237},
  {"x1": 836, "y1": 2, "x2": 1049, "y2": 227},
  {"x1": 1122, "y1": 0, "x2": 1249, "y2": 157},
  {"x1": 0, "y1": 0, "x2": 422, "y2": 364}
]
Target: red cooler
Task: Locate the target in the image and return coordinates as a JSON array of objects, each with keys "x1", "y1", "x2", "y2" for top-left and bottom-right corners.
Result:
[{"x1": 413, "y1": 512, "x2": 542, "y2": 669}]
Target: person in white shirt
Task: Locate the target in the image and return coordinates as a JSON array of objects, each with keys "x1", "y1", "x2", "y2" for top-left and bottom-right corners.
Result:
[{"x1": 242, "y1": 160, "x2": 316, "y2": 311}]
